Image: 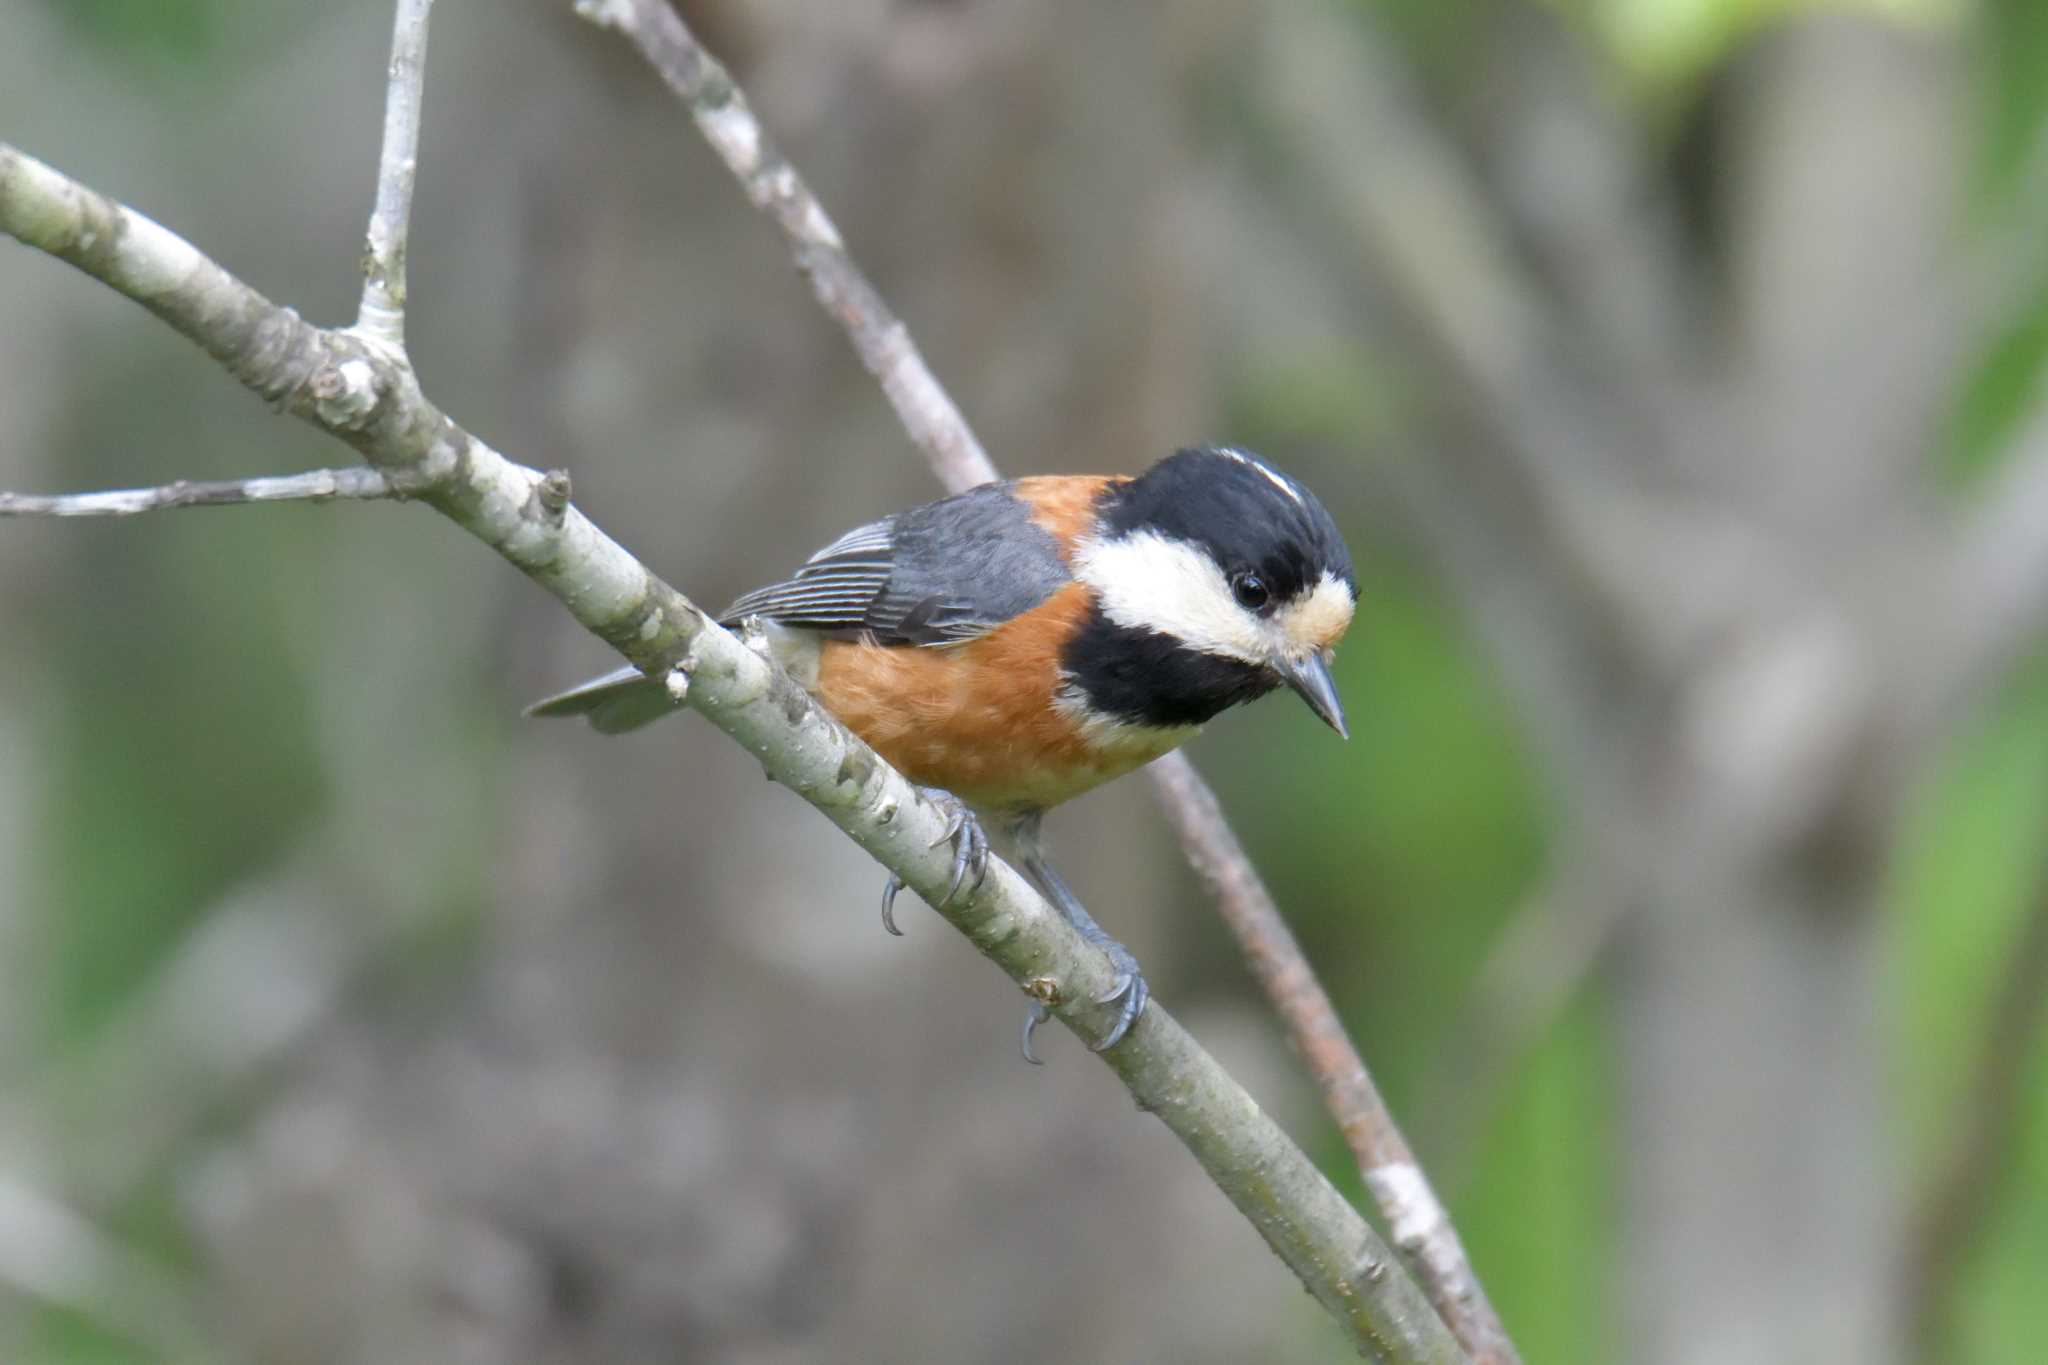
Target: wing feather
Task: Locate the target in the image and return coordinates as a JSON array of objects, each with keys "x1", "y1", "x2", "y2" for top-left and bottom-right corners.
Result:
[
  {"x1": 805, "y1": 521, "x2": 895, "y2": 562},
  {"x1": 720, "y1": 514, "x2": 897, "y2": 633},
  {"x1": 718, "y1": 486, "x2": 1072, "y2": 646}
]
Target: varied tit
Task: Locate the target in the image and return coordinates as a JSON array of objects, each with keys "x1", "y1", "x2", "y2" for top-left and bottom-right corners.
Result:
[{"x1": 529, "y1": 446, "x2": 1356, "y2": 1060}]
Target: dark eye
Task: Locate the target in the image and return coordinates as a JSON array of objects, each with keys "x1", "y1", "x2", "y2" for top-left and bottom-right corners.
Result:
[{"x1": 1229, "y1": 570, "x2": 1270, "y2": 612}]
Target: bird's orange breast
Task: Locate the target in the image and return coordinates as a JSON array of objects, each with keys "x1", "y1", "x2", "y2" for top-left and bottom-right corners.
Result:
[{"x1": 811, "y1": 579, "x2": 1189, "y2": 813}]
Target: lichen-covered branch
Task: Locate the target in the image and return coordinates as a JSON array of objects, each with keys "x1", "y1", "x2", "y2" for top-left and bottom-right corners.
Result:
[
  {"x1": 580, "y1": 3, "x2": 1513, "y2": 1359},
  {"x1": 0, "y1": 467, "x2": 402, "y2": 518},
  {"x1": 0, "y1": 137, "x2": 1465, "y2": 1364}
]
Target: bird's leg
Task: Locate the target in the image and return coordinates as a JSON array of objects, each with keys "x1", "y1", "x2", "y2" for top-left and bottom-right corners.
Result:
[
  {"x1": 1009, "y1": 811, "x2": 1148, "y2": 1063},
  {"x1": 879, "y1": 787, "x2": 991, "y2": 935}
]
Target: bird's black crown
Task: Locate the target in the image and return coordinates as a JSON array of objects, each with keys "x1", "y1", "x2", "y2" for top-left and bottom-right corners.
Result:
[{"x1": 1099, "y1": 446, "x2": 1355, "y2": 605}]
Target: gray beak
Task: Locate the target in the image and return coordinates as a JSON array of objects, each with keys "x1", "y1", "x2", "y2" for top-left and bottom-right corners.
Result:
[{"x1": 1275, "y1": 652, "x2": 1348, "y2": 739}]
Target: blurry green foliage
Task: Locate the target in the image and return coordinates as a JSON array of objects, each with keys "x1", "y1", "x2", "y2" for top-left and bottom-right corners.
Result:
[
  {"x1": 1358, "y1": 0, "x2": 1490, "y2": 78},
  {"x1": 42, "y1": 0, "x2": 308, "y2": 81},
  {"x1": 1888, "y1": 652, "x2": 2048, "y2": 1365},
  {"x1": 46, "y1": 0, "x2": 223, "y2": 65},
  {"x1": 20, "y1": 1309, "x2": 152, "y2": 1365},
  {"x1": 30, "y1": 352, "x2": 326, "y2": 1050},
  {"x1": 1366, "y1": 0, "x2": 1965, "y2": 99},
  {"x1": 1558, "y1": 0, "x2": 1962, "y2": 91},
  {"x1": 1461, "y1": 994, "x2": 1615, "y2": 1365},
  {"x1": 1232, "y1": 347, "x2": 1415, "y2": 454},
  {"x1": 1976, "y1": 0, "x2": 2048, "y2": 200},
  {"x1": 1950, "y1": 0, "x2": 2048, "y2": 485},
  {"x1": 1949, "y1": 279, "x2": 2048, "y2": 486}
]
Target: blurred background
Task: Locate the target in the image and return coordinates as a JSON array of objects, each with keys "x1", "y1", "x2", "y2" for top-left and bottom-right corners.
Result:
[{"x1": 2, "y1": 0, "x2": 2046, "y2": 1361}]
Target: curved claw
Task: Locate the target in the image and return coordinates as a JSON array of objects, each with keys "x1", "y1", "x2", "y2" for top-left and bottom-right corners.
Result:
[
  {"x1": 877, "y1": 792, "x2": 988, "y2": 936},
  {"x1": 879, "y1": 874, "x2": 907, "y2": 937},
  {"x1": 1015, "y1": 965, "x2": 1148, "y2": 1062},
  {"x1": 1020, "y1": 1002, "x2": 1050, "y2": 1065},
  {"x1": 1089, "y1": 969, "x2": 1148, "y2": 1052},
  {"x1": 925, "y1": 794, "x2": 990, "y2": 907}
]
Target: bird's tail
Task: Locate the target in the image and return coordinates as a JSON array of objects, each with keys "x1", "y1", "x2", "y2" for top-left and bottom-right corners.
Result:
[{"x1": 524, "y1": 665, "x2": 682, "y2": 734}]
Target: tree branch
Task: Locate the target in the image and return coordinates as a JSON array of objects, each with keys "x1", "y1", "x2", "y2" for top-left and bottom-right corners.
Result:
[
  {"x1": 576, "y1": 3, "x2": 1512, "y2": 1359},
  {"x1": 356, "y1": 0, "x2": 434, "y2": 347},
  {"x1": 0, "y1": 467, "x2": 402, "y2": 518},
  {"x1": 0, "y1": 134, "x2": 1464, "y2": 1363}
]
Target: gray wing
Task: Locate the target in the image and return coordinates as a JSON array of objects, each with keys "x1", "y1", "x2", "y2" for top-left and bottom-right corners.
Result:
[
  {"x1": 528, "y1": 483, "x2": 1073, "y2": 734},
  {"x1": 718, "y1": 483, "x2": 1070, "y2": 647}
]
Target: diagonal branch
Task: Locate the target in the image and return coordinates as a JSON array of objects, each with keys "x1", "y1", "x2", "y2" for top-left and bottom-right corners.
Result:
[
  {"x1": 0, "y1": 467, "x2": 403, "y2": 518},
  {"x1": 0, "y1": 139, "x2": 1464, "y2": 1365},
  {"x1": 578, "y1": 3, "x2": 1515, "y2": 1360}
]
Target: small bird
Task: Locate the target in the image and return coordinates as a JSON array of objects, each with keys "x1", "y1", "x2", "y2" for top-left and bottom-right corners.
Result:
[{"x1": 529, "y1": 446, "x2": 1355, "y2": 1060}]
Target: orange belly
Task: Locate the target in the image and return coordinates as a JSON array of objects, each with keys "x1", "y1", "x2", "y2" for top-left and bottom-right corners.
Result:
[{"x1": 810, "y1": 581, "x2": 1192, "y2": 813}]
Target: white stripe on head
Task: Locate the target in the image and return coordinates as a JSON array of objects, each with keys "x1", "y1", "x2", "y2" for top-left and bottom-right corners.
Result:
[{"x1": 1215, "y1": 447, "x2": 1306, "y2": 508}]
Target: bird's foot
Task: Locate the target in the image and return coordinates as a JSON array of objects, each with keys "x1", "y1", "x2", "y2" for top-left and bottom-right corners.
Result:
[
  {"x1": 1020, "y1": 927, "x2": 1148, "y2": 1064},
  {"x1": 879, "y1": 789, "x2": 990, "y2": 936},
  {"x1": 1088, "y1": 932, "x2": 1150, "y2": 1052}
]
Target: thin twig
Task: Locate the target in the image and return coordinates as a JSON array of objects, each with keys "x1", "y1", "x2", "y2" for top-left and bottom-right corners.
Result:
[
  {"x1": 0, "y1": 136, "x2": 1465, "y2": 1364},
  {"x1": 0, "y1": 468, "x2": 399, "y2": 517},
  {"x1": 579, "y1": 4, "x2": 1513, "y2": 1360},
  {"x1": 1900, "y1": 861, "x2": 2048, "y2": 1357},
  {"x1": 356, "y1": 0, "x2": 435, "y2": 348}
]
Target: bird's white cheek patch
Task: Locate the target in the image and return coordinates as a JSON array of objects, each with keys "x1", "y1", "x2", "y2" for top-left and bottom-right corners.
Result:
[
  {"x1": 1279, "y1": 573, "x2": 1356, "y2": 656},
  {"x1": 1072, "y1": 530, "x2": 1267, "y2": 662}
]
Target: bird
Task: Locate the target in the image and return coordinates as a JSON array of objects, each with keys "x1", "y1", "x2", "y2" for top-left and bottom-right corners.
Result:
[{"x1": 527, "y1": 445, "x2": 1356, "y2": 1061}]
